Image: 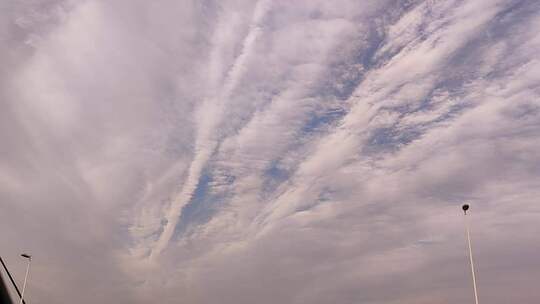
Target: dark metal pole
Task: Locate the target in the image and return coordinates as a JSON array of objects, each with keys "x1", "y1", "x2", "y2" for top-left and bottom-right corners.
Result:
[
  {"x1": 1, "y1": 272, "x2": 14, "y2": 304},
  {"x1": 0, "y1": 257, "x2": 26, "y2": 304}
]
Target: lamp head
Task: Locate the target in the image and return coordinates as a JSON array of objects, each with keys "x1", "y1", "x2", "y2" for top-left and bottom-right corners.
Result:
[{"x1": 462, "y1": 204, "x2": 470, "y2": 214}]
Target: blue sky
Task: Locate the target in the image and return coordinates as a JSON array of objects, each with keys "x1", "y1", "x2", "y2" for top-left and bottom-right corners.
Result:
[{"x1": 1, "y1": 0, "x2": 540, "y2": 303}]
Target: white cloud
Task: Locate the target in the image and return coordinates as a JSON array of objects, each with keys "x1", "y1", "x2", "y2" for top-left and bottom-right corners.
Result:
[{"x1": 1, "y1": 1, "x2": 539, "y2": 303}]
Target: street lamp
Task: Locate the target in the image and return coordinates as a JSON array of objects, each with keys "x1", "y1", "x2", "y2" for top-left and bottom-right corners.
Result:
[
  {"x1": 462, "y1": 204, "x2": 479, "y2": 304},
  {"x1": 19, "y1": 254, "x2": 31, "y2": 304}
]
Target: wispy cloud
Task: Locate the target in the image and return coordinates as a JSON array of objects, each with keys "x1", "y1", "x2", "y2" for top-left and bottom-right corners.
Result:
[{"x1": 1, "y1": 0, "x2": 539, "y2": 303}]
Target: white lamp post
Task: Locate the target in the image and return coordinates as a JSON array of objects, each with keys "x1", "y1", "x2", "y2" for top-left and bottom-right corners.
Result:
[
  {"x1": 19, "y1": 254, "x2": 31, "y2": 304},
  {"x1": 462, "y1": 204, "x2": 479, "y2": 304}
]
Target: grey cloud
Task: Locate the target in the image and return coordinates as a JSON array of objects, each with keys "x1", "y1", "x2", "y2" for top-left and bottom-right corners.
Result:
[{"x1": 1, "y1": 1, "x2": 539, "y2": 303}]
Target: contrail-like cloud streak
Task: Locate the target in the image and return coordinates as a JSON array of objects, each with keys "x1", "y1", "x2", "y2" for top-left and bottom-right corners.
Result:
[{"x1": 150, "y1": 0, "x2": 272, "y2": 259}]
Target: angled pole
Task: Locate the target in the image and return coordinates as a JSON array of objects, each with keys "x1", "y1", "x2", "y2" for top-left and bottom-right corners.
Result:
[
  {"x1": 0, "y1": 256, "x2": 26, "y2": 304},
  {"x1": 1, "y1": 273, "x2": 14, "y2": 304},
  {"x1": 462, "y1": 204, "x2": 479, "y2": 304}
]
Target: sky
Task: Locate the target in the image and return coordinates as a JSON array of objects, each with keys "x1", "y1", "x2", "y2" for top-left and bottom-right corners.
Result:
[{"x1": 1, "y1": 0, "x2": 540, "y2": 303}]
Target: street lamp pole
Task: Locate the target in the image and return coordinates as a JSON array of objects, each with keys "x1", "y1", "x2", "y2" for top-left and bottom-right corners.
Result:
[
  {"x1": 19, "y1": 254, "x2": 31, "y2": 304},
  {"x1": 462, "y1": 204, "x2": 479, "y2": 304}
]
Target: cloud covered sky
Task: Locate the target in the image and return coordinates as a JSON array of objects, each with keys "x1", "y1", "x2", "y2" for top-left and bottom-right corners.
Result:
[{"x1": 1, "y1": 0, "x2": 540, "y2": 303}]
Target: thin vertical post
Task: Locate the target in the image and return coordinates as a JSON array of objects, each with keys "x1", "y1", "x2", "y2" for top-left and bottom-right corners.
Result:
[
  {"x1": 19, "y1": 255, "x2": 31, "y2": 304},
  {"x1": 462, "y1": 204, "x2": 479, "y2": 304}
]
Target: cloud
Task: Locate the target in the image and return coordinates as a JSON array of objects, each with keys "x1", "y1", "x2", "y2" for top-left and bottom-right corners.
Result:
[{"x1": 1, "y1": 0, "x2": 539, "y2": 303}]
